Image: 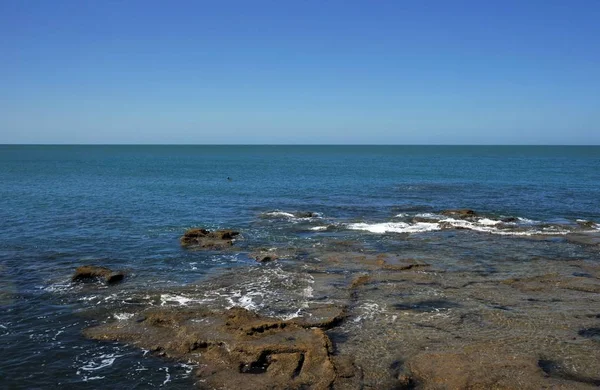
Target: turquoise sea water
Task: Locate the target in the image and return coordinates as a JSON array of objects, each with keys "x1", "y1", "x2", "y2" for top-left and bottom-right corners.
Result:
[{"x1": 1, "y1": 145, "x2": 599, "y2": 388}]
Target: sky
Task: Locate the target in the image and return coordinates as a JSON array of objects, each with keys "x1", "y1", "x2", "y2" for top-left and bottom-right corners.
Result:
[{"x1": 1, "y1": 0, "x2": 599, "y2": 144}]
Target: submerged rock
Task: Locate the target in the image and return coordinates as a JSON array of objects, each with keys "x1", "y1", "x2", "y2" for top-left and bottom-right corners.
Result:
[
  {"x1": 404, "y1": 344, "x2": 599, "y2": 389},
  {"x1": 72, "y1": 265, "x2": 125, "y2": 285},
  {"x1": 180, "y1": 228, "x2": 239, "y2": 249},
  {"x1": 294, "y1": 211, "x2": 319, "y2": 218},
  {"x1": 577, "y1": 220, "x2": 597, "y2": 229},
  {"x1": 83, "y1": 306, "x2": 357, "y2": 389},
  {"x1": 440, "y1": 209, "x2": 477, "y2": 218}
]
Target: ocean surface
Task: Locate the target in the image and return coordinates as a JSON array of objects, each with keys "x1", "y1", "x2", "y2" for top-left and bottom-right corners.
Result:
[{"x1": 1, "y1": 145, "x2": 599, "y2": 388}]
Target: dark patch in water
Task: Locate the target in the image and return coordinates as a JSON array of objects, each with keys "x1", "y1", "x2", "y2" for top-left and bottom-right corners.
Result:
[
  {"x1": 389, "y1": 359, "x2": 417, "y2": 390},
  {"x1": 538, "y1": 359, "x2": 600, "y2": 386},
  {"x1": 394, "y1": 300, "x2": 460, "y2": 312},
  {"x1": 578, "y1": 327, "x2": 600, "y2": 341},
  {"x1": 572, "y1": 272, "x2": 593, "y2": 278}
]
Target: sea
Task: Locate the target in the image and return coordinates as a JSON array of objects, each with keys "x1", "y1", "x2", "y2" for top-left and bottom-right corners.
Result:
[{"x1": 1, "y1": 145, "x2": 599, "y2": 388}]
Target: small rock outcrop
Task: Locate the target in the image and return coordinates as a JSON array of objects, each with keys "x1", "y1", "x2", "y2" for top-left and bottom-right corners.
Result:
[
  {"x1": 180, "y1": 228, "x2": 239, "y2": 249},
  {"x1": 72, "y1": 265, "x2": 124, "y2": 285},
  {"x1": 440, "y1": 209, "x2": 477, "y2": 218}
]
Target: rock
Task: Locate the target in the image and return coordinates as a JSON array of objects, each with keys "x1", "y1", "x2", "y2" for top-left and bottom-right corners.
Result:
[
  {"x1": 502, "y1": 217, "x2": 519, "y2": 223},
  {"x1": 180, "y1": 228, "x2": 239, "y2": 249},
  {"x1": 577, "y1": 220, "x2": 597, "y2": 229},
  {"x1": 250, "y1": 251, "x2": 279, "y2": 263},
  {"x1": 350, "y1": 275, "x2": 371, "y2": 289},
  {"x1": 566, "y1": 233, "x2": 600, "y2": 247},
  {"x1": 295, "y1": 211, "x2": 319, "y2": 218},
  {"x1": 72, "y1": 265, "x2": 124, "y2": 285},
  {"x1": 440, "y1": 209, "x2": 477, "y2": 218},
  {"x1": 404, "y1": 344, "x2": 596, "y2": 389},
  {"x1": 83, "y1": 307, "x2": 346, "y2": 389},
  {"x1": 292, "y1": 304, "x2": 347, "y2": 329}
]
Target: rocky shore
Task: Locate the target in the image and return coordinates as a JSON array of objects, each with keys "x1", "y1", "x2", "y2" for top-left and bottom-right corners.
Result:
[{"x1": 75, "y1": 213, "x2": 600, "y2": 389}]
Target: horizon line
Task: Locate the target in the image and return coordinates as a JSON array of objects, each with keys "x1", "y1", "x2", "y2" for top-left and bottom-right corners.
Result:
[{"x1": 0, "y1": 143, "x2": 598, "y2": 147}]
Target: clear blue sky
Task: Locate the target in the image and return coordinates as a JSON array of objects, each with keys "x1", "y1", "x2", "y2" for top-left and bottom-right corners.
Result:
[{"x1": 1, "y1": 0, "x2": 599, "y2": 144}]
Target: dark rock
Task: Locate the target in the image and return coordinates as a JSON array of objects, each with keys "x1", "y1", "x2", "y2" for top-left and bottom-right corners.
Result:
[
  {"x1": 440, "y1": 209, "x2": 477, "y2": 218},
  {"x1": 411, "y1": 216, "x2": 439, "y2": 223},
  {"x1": 180, "y1": 228, "x2": 239, "y2": 249},
  {"x1": 577, "y1": 220, "x2": 596, "y2": 229},
  {"x1": 578, "y1": 327, "x2": 600, "y2": 341},
  {"x1": 72, "y1": 265, "x2": 125, "y2": 285},
  {"x1": 250, "y1": 251, "x2": 279, "y2": 263},
  {"x1": 294, "y1": 211, "x2": 319, "y2": 218},
  {"x1": 501, "y1": 217, "x2": 519, "y2": 223},
  {"x1": 538, "y1": 359, "x2": 600, "y2": 386}
]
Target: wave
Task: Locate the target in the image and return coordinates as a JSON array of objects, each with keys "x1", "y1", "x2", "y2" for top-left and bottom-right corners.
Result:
[
  {"x1": 348, "y1": 222, "x2": 440, "y2": 234},
  {"x1": 261, "y1": 210, "x2": 322, "y2": 221},
  {"x1": 341, "y1": 213, "x2": 598, "y2": 237}
]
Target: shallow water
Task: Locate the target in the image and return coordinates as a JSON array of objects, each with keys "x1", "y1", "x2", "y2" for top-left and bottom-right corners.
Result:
[{"x1": 1, "y1": 145, "x2": 599, "y2": 388}]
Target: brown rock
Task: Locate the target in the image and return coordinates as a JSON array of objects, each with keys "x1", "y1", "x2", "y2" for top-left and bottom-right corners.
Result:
[
  {"x1": 83, "y1": 306, "x2": 346, "y2": 389},
  {"x1": 251, "y1": 251, "x2": 279, "y2": 263},
  {"x1": 440, "y1": 209, "x2": 477, "y2": 218},
  {"x1": 405, "y1": 344, "x2": 594, "y2": 389},
  {"x1": 180, "y1": 228, "x2": 239, "y2": 249},
  {"x1": 72, "y1": 265, "x2": 124, "y2": 285},
  {"x1": 350, "y1": 274, "x2": 371, "y2": 289}
]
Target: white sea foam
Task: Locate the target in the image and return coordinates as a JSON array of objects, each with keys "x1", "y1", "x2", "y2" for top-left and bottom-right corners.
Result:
[
  {"x1": 346, "y1": 216, "x2": 572, "y2": 237},
  {"x1": 79, "y1": 353, "x2": 123, "y2": 372},
  {"x1": 439, "y1": 218, "x2": 570, "y2": 236},
  {"x1": 226, "y1": 290, "x2": 260, "y2": 311},
  {"x1": 82, "y1": 376, "x2": 105, "y2": 381},
  {"x1": 264, "y1": 211, "x2": 296, "y2": 218},
  {"x1": 279, "y1": 308, "x2": 304, "y2": 321},
  {"x1": 347, "y1": 222, "x2": 440, "y2": 234},
  {"x1": 310, "y1": 226, "x2": 328, "y2": 231},
  {"x1": 414, "y1": 213, "x2": 442, "y2": 219},
  {"x1": 113, "y1": 313, "x2": 134, "y2": 321},
  {"x1": 263, "y1": 211, "x2": 322, "y2": 221},
  {"x1": 160, "y1": 294, "x2": 213, "y2": 306},
  {"x1": 177, "y1": 362, "x2": 197, "y2": 378},
  {"x1": 160, "y1": 367, "x2": 171, "y2": 386},
  {"x1": 517, "y1": 217, "x2": 539, "y2": 224},
  {"x1": 353, "y1": 302, "x2": 386, "y2": 322},
  {"x1": 478, "y1": 218, "x2": 502, "y2": 226}
]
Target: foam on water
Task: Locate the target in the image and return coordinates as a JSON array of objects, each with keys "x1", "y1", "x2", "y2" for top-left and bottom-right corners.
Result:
[
  {"x1": 345, "y1": 215, "x2": 581, "y2": 236},
  {"x1": 262, "y1": 210, "x2": 322, "y2": 222},
  {"x1": 113, "y1": 313, "x2": 135, "y2": 321},
  {"x1": 264, "y1": 211, "x2": 296, "y2": 218},
  {"x1": 347, "y1": 222, "x2": 440, "y2": 234},
  {"x1": 310, "y1": 226, "x2": 329, "y2": 231},
  {"x1": 353, "y1": 302, "x2": 387, "y2": 323},
  {"x1": 160, "y1": 294, "x2": 214, "y2": 306},
  {"x1": 78, "y1": 353, "x2": 123, "y2": 372}
]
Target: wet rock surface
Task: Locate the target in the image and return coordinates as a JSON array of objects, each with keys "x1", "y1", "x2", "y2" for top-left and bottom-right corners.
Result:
[
  {"x1": 180, "y1": 228, "x2": 240, "y2": 249},
  {"x1": 72, "y1": 265, "x2": 125, "y2": 285},
  {"x1": 440, "y1": 208, "x2": 477, "y2": 218},
  {"x1": 75, "y1": 224, "x2": 600, "y2": 389},
  {"x1": 84, "y1": 306, "x2": 357, "y2": 390}
]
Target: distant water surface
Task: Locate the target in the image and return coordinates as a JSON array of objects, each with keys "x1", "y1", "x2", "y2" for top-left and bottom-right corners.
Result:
[{"x1": 0, "y1": 145, "x2": 599, "y2": 388}]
